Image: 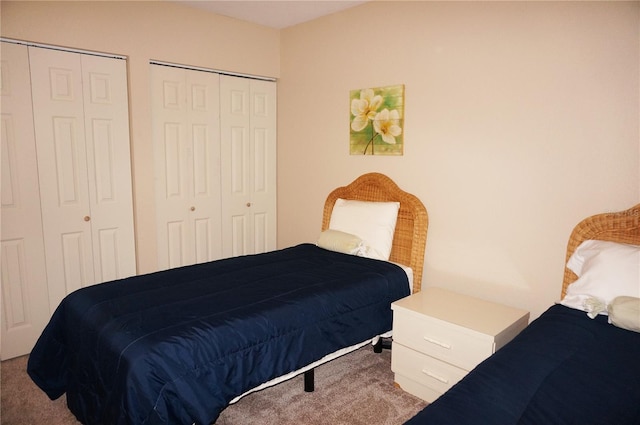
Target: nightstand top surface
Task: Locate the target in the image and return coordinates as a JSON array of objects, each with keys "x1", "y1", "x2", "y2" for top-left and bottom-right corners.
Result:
[{"x1": 392, "y1": 287, "x2": 529, "y2": 336}]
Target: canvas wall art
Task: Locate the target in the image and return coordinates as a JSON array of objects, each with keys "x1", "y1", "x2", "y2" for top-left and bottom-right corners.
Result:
[{"x1": 350, "y1": 84, "x2": 404, "y2": 155}]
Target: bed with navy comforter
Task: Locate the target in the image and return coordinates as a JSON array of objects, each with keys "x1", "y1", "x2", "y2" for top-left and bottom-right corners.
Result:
[
  {"x1": 27, "y1": 244, "x2": 410, "y2": 425},
  {"x1": 404, "y1": 304, "x2": 640, "y2": 425},
  {"x1": 405, "y1": 202, "x2": 640, "y2": 425}
]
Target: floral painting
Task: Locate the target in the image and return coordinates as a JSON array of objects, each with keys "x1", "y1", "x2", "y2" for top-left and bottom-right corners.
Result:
[{"x1": 350, "y1": 84, "x2": 404, "y2": 155}]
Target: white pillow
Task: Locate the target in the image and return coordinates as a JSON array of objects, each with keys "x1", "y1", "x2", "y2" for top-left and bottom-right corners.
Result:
[
  {"x1": 328, "y1": 198, "x2": 400, "y2": 261},
  {"x1": 561, "y1": 240, "x2": 640, "y2": 316},
  {"x1": 316, "y1": 229, "x2": 368, "y2": 256}
]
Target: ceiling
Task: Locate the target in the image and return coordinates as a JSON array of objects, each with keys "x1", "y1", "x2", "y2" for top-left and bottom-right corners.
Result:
[{"x1": 176, "y1": 1, "x2": 368, "y2": 29}]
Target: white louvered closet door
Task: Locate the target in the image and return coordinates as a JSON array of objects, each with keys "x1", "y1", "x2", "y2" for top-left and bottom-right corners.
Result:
[
  {"x1": 220, "y1": 75, "x2": 277, "y2": 258},
  {"x1": 151, "y1": 64, "x2": 223, "y2": 270},
  {"x1": 29, "y1": 46, "x2": 136, "y2": 311},
  {"x1": 0, "y1": 42, "x2": 51, "y2": 360}
]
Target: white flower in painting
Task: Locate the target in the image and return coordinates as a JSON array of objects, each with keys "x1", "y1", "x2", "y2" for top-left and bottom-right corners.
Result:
[
  {"x1": 350, "y1": 89, "x2": 383, "y2": 132},
  {"x1": 372, "y1": 109, "x2": 402, "y2": 144}
]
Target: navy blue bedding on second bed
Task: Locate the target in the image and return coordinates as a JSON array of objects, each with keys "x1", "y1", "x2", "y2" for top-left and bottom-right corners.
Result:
[
  {"x1": 27, "y1": 243, "x2": 410, "y2": 425},
  {"x1": 404, "y1": 304, "x2": 640, "y2": 425}
]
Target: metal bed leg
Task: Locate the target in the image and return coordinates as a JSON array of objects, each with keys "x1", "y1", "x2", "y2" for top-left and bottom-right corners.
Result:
[
  {"x1": 373, "y1": 337, "x2": 392, "y2": 353},
  {"x1": 304, "y1": 369, "x2": 314, "y2": 392},
  {"x1": 304, "y1": 338, "x2": 392, "y2": 393},
  {"x1": 373, "y1": 338, "x2": 383, "y2": 353}
]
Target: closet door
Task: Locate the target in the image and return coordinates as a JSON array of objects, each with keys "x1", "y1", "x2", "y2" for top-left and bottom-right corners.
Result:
[
  {"x1": 81, "y1": 52, "x2": 137, "y2": 284},
  {"x1": 0, "y1": 43, "x2": 51, "y2": 360},
  {"x1": 151, "y1": 64, "x2": 222, "y2": 270},
  {"x1": 220, "y1": 76, "x2": 277, "y2": 257},
  {"x1": 29, "y1": 47, "x2": 136, "y2": 310}
]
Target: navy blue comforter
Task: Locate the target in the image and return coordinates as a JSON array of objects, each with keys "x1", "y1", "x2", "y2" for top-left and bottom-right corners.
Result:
[
  {"x1": 405, "y1": 304, "x2": 640, "y2": 425},
  {"x1": 28, "y1": 244, "x2": 409, "y2": 425}
]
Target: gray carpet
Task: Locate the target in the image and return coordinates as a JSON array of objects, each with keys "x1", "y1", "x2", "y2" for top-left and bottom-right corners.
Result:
[{"x1": 1, "y1": 346, "x2": 427, "y2": 424}]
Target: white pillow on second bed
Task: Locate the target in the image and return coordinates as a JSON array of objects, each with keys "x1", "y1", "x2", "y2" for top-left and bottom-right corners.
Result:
[{"x1": 561, "y1": 239, "x2": 640, "y2": 318}]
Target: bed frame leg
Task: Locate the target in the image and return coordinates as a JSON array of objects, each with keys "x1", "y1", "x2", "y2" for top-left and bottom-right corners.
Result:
[
  {"x1": 374, "y1": 337, "x2": 392, "y2": 353},
  {"x1": 304, "y1": 369, "x2": 314, "y2": 392},
  {"x1": 373, "y1": 338, "x2": 383, "y2": 353}
]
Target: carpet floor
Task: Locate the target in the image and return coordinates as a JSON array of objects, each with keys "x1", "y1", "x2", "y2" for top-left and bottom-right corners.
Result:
[{"x1": 1, "y1": 346, "x2": 427, "y2": 424}]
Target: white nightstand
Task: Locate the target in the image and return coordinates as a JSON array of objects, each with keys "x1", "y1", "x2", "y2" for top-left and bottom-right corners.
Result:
[{"x1": 391, "y1": 287, "x2": 529, "y2": 403}]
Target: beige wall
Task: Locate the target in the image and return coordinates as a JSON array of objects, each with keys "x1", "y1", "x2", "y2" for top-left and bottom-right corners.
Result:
[
  {"x1": 2, "y1": 1, "x2": 638, "y2": 320},
  {"x1": 1, "y1": 0, "x2": 280, "y2": 273},
  {"x1": 278, "y1": 1, "x2": 640, "y2": 319}
]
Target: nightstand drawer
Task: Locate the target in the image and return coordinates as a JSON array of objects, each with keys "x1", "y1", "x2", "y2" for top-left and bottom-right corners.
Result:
[
  {"x1": 391, "y1": 342, "x2": 467, "y2": 397},
  {"x1": 393, "y1": 311, "x2": 493, "y2": 371}
]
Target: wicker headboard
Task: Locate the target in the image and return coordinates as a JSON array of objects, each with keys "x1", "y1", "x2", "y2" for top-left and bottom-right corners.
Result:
[
  {"x1": 561, "y1": 203, "x2": 640, "y2": 299},
  {"x1": 321, "y1": 173, "x2": 429, "y2": 293}
]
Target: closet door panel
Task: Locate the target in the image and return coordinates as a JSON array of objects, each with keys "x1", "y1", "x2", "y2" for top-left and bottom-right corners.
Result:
[
  {"x1": 249, "y1": 81, "x2": 277, "y2": 253},
  {"x1": 230, "y1": 123, "x2": 250, "y2": 256},
  {"x1": 80, "y1": 54, "x2": 136, "y2": 283},
  {"x1": 188, "y1": 70, "x2": 222, "y2": 262},
  {"x1": 153, "y1": 66, "x2": 191, "y2": 268},
  {"x1": 0, "y1": 43, "x2": 51, "y2": 360},
  {"x1": 28, "y1": 46, "x2": 95, "y2": 309},
  {"x1": 253, "y1": 213, "x2": 267, "y2": 253},
  {"x1": 167, "y1": 220, "x2": 187, "y2": 269},
  {"x1": 220, "y1": 76, "x2": 276, "y2": 257},
  {"x1": 194, "y1": 218, "x2": 213, "y2": 263},
  {"x1": 230, "y1": 126, "x2": 248, "y2": 194},
  {"x1": 221, "y1": 77, "x2": 251, "y2": 256},
  {"x1": 231, "y1": 215, "x2": 248, "y2": 257}
]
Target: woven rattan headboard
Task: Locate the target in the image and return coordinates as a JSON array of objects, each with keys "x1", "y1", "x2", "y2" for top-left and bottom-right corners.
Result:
[
  {"x1": 561, "y1": 203, "x2": 640, "y2": 299},
  {"x1": 321, "y1": 173, "x2": 428, "y2": 293}
]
